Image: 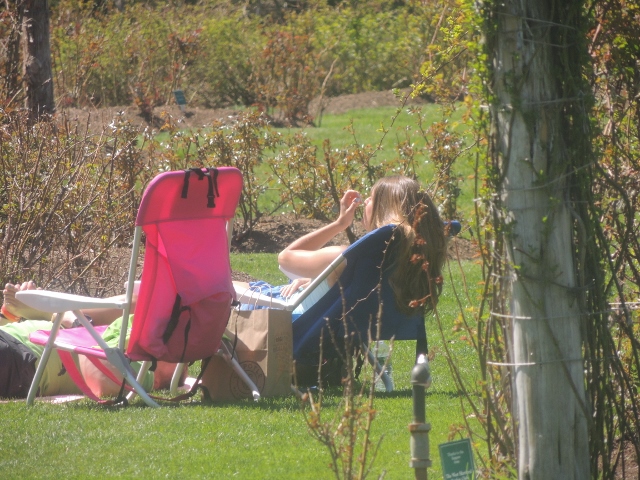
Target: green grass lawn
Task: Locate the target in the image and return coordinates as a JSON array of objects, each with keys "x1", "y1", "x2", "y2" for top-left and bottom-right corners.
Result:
[
  {"x1": 154, "y1": 102, "x2": 477, "y2": 224},
  {"x1": 0, "y1": 256, "x2": 482, "y2": 479}
]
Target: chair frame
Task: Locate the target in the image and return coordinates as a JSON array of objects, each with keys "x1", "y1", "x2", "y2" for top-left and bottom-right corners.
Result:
[
  {"x1": 17, "y1": 168, "x2": 261, "y2": 407},
  {"x1": 19, "y1": 224, "x2": 150, "y2": 405}
]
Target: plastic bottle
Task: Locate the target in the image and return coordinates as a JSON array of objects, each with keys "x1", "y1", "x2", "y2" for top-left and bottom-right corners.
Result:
[{"x1": 374, "y1": 340, "x2": 394, "y2": 392}]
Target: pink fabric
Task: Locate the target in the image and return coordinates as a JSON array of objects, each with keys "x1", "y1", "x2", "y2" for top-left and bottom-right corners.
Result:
[
  {"x1": 58, "y1": 350, "x2": 102, "y2": 401},
  {"x1": 127, "y1": 168, "x2": 241, "y2": 363},
  {"x1": 30, "y1": 326, "x2": 109, "y2": 359},
  {"x1": 31, "y1": 326, "x2": 127, "y2": 402},
  {"x1": 29, "y1": 168, "x2": 242, "y2": 401},
  {"x1": 135, "y1": 167, "x2": 242, "y2": 225}
]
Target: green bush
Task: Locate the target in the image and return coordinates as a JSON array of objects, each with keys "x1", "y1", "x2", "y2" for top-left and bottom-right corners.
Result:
[
  {"x1": 193, "y1": 15, "x2": 261, "y2": 108},
  {"x1": 53, "y1": 3, "x2": 205, "y2": 108},
  {"x1": 312, "y1": 8, "x2": 427, "y2": 95},
  {"x1": 251, "y1": 18, "x2": 325, "y2": 125},
  {"x1": 43, "y1": 0, "x2": 468, "y2": 115},
  {"x1": 0, "y1": 110, "x2": 154, "y2": 295}
]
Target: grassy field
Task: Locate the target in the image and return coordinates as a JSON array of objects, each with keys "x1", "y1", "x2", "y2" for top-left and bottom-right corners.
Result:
[
  {"x1": 153, "y1": 102, "x2": 476, "y2": 223},
  {"x1": 0, "y1": 254, "x2": 481, "y2": 479},
  {"x1": 264, "y1": 103, "x2": 477, "y2": 222}
]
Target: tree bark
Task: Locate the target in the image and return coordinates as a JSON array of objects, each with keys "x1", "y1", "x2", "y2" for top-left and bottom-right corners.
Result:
[
  {"x1": 21, "y1": 0, "x2": 54, "y2": 121},
  {"x1": 2, "y1": 1, "x2": 23, "y2": 102},
  {"x1": 489, "y1": 0, "x2": 590, "y2": 478}
]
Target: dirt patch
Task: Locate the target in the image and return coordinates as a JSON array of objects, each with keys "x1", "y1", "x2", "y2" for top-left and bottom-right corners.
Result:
[
  {"x1": 309, "y1": 89, "x2": 430, "y2": 117},
  {"x1": 232, "y1": 213, "x2": 477, "y2": 261},
  {"x1": 58, "y1": 105, "x2": 241, "y2": 136},
  {"x1": 231, "y1": 215, "x2": 365, "y2": 254},
  {"x1": 58, "y1": 89, "x2": 431, "y2": 134}
]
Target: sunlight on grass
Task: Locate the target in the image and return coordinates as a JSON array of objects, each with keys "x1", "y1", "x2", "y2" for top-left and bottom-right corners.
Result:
[
  {"x1": 0, "y1": 255, "x2": 482, "y2": 478},
  {"x1": 152, "y1": 103, "x2": 477, "y2": 224},
  {"x1": 265, "y1": 104, "x2": 477, "y2": 222},
  {"x1": 230, "y1": 253, "x2": 289, "y2": 285},
  {"x1": 1, "y1": 93, "x2": 483, "y2": 478}
]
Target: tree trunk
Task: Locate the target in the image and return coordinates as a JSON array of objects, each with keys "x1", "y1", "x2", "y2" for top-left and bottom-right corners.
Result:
[
  {"x1": 489, "y1": 1, "x2": 590, "y2": 478},
  {"x1": 2, "y1": 1, "x2": 24, "y2": 102},
  {"x1": 21, "y1": 0, "x2": 54, "y2": 121}
]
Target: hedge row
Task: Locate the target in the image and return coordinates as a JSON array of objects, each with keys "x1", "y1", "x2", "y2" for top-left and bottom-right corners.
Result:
[{"x1": 48, "y1": 0, "x2": 465, "y2": 123}]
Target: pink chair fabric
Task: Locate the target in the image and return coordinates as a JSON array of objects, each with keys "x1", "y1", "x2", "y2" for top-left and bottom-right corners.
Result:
[{"x1": 128, "y1": 167, "x2": 243, "y2": 363}]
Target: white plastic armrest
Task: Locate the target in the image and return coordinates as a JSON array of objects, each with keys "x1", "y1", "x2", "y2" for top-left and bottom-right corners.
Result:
[
  {"x1": 235, "y1": 254, "x2": 346, "y2": 312},
  {"x1": 15, "y1": 290, "x2": 125, "y2": 314}
]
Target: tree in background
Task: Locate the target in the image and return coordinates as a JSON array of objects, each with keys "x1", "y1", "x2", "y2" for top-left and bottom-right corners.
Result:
[
  {"x1": 21, "y1": 0, "x2": 54, "y2": 120},
  {"x1": 1, "y1": 0, "x2": 54, "y2": 120}
]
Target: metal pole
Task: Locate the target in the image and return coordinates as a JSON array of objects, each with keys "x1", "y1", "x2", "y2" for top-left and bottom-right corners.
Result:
[{"x1": 409, "y1": 354, "x2": 432, "y2": 480}]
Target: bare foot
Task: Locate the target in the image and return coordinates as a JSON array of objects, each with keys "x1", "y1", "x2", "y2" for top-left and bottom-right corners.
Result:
[{"x1": 2, "y1": 281, "x2": 50, "y2": 320}]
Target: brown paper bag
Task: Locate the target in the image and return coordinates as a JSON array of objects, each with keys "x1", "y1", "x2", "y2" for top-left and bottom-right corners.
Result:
[{"x1": 201, "y1": 308, "x2": 292, "y2": 401}]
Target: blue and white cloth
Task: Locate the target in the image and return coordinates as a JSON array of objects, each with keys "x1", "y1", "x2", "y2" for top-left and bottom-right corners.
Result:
[{"x1": 238, "y1": 280, "x2": 331, "y2": 321}]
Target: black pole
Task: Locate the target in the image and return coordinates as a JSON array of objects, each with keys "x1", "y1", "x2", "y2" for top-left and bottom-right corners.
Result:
[{"x1": 409, "y1": 354, "x2": 432, "y2": 480}]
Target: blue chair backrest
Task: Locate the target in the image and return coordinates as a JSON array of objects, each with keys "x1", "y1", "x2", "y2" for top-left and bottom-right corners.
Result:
[{"x1": 292, "y1": 225, "x2": 426, "y2": 365}]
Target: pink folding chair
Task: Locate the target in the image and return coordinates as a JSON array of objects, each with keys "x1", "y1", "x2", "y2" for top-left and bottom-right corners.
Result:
[{"x1": 17, "y1": 167, "x2": 254, "y2": 407}]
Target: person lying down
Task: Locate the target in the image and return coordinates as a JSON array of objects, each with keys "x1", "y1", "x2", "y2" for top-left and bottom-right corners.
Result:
[{"x1": 0, "y1": 281, "x2": 185, "y2": 400}]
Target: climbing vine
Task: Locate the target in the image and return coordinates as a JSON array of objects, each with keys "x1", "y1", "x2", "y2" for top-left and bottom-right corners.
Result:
[{"x1": 436, "y1": 0, "x2": 640, "y2": 477}]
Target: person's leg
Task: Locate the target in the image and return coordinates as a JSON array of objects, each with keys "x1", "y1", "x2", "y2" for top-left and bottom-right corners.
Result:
[
  {"x1": 78, "y1": 356, "x2": 179, "y2": 396},
  {"x1": 153, "y1": 361, "x2": 187, "y2": 390},
  {"x1": 2, "y1": 282, "x2": 51, "y2": 320},
  {"x1": 0, "y1": 330, "x2": 37, "y2": 398}
]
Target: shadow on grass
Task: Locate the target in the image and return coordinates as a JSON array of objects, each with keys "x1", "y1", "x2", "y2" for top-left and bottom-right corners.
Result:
[
  {"x1": 60, "y1": 388, "x2": 342, "y2": 413},
  {"x1": 28, "y1": 384, "x2": 465, "y2": 412}
]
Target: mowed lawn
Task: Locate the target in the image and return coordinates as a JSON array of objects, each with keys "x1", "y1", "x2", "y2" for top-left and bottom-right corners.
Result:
[{"x1": 0, "y1": 254, "x2": 481, "y2": 479}]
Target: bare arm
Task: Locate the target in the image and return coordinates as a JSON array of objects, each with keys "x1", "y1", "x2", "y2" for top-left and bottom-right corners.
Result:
[
  {"x1": 78, "y1": 293, "x2": 135, "y2": 326},
  {"x1": 58, "y1": 293, "x2": 137, "y2": 328},
  {"x1": 278, "y1": 190, "x2": 361, "y2": 279}
]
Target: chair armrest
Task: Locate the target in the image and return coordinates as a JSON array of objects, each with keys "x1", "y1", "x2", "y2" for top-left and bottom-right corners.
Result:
[
  {"x1": 15, "y1": 290, "x2": 125, "y2": 314},
  {"x1": 289, "y1": 254, "x2": 346, "y2": 311}
]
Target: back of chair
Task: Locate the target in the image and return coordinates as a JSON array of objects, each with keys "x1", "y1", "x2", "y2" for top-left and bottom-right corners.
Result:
[
  {"x1": 128, "y1": 167, "x2": 243, "y2": 363},
  {"x1": 292, "y1": 225, "x2": 426, "y2": 366}
]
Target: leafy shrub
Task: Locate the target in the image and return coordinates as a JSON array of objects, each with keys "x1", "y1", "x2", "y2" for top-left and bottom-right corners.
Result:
[
  {"x1": 191, "y1": 111, "x2": 283, "y2": 238},
  {"x1": 41, "y1": 0, "x2": 468, "y2": 113},
  {"x1": 138, "y1": 110, "x2": 283, "y2": 239},
  {"x1": 52, "y1": 4, "x2": 130, "y2": 107},
  {"x1": 52, "y1": 2, "x2": 208, "y2": 109},
  {"x1": 0, "y1": 3, "x2": 22, "y2": 107},
  {"x1": 193, "y1": 15, "x2": 261, "y2": 108},
  {"x1": 251, "y1": 15, "x2": 326, "y2": 125}
]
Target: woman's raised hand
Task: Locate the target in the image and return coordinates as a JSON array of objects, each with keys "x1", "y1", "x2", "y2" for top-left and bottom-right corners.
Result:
[
  {"x1": 277, "y1": 189, "x2": 360, "y2": 280},
  {"x1": 337, "y1": 190, "x2": 362, "y2": 228}
]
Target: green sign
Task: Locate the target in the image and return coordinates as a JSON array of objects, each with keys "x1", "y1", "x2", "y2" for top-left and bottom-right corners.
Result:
[{"x1": 439, "y1": 438, "x2": 475, "y2": 480}]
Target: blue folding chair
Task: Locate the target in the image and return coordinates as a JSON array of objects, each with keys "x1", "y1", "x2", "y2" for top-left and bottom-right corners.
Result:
[{"x1": 291, "y1": 222, "x2": 460, "y2": 390}]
